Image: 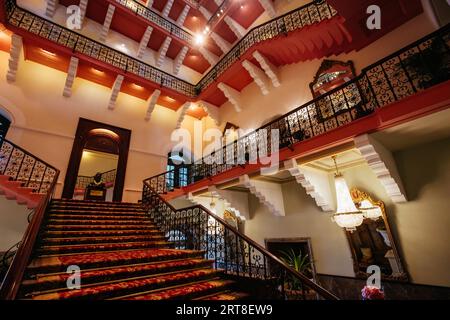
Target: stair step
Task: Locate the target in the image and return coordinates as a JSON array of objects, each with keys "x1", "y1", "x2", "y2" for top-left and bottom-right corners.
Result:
[
  {"x1": 52, "y1": 200, "x2": 143, "y2": 208},
  {"x1": 28, "y1": 249, "x2": 206, "y2": 273},
  {"x1": 21, "y1": 259, "x2": 213, "y2": 294},
  {"x1": 50, "y1": 207, "x2": 146, "y2": 213},
  {"x1": 37, "y1": 241, "x2": 171, "y2": 256},
  {"x1": 49, "y1": 209, "x2": 147, "y2": 216},
  {"x1": 29, "y1": 269, "x2": 221, "y2": 300},
  {"x1": 42, "y1": 229, "x2": 163, "y2": 238},
  {"x1": 41, "y1": 234, "x2": 167, "y2": 245},
  {"x1": 196, "y1": 291, "x2": 249, "y2": 301},
  {"x1": 46, "y1": 219, "x2": 153, "y2": 225},
  {"x1": 44, "y1": 224, "x2": 160, "y2": 231},
  {"x1": 47, "y1": 214, "x2": 150, "y2": 221},
  {"x1": 117, "y1": 278, "x2": 234, "y2": 300}
]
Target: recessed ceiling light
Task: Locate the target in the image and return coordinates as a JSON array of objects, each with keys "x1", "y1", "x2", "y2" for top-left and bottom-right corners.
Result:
[
  {"x1": 91, "y1": 68, "x2": 104, "y2": 75},
  {"x1": 132, "y1": 83, "x2": 144, "y2": 90},
  {"x1": 41, "y1": 49, "x2": 56, "y2": 56},
  {"x1": 195, "y1": 33, "x2": 205, "y2": 45}
]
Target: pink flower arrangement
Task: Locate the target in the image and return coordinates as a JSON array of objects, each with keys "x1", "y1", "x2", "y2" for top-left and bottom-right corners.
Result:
[{"x1": 361, "y1": 286, "x2": 385, "y2": 300}]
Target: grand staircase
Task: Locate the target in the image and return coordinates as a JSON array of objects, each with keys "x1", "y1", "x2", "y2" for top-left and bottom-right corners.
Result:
[{"x1": 17, "y1": 199, "x2": 247, "y2": 300}]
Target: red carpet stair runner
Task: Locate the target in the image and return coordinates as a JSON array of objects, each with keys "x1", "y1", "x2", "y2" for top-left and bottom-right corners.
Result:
[{"x1": 18, "y1": 199, "x2": 247, "y2": 300}]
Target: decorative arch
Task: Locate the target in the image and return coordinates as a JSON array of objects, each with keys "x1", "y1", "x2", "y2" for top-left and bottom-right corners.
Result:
[{"x1": 62, "y1": 118, "x2": 131, "y2": 202}]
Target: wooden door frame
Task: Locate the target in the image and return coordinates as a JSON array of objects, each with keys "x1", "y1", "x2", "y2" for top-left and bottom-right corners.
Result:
[{"x1": 62, "y1": 118, "x2": 131, "y2": 202}]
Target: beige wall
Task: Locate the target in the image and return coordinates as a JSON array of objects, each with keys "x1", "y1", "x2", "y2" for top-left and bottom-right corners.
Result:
[
  {"x1": 0, "y1": 50, "x2": 205, "y2": 202},
  {"x1": 0, "y1": 197, "x2": 29, "y2": 252},
  {"x1": 243, "y1": 137, "x2": 450, "y2": 287}
]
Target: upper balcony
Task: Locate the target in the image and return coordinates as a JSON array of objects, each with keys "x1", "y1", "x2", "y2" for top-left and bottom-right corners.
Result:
[
  {"x1": 0, "y1": 0, "x2": 424, "y2": 116},
  {"x1": 142, "y1": 23, "x2": 450, "y2": 200}
]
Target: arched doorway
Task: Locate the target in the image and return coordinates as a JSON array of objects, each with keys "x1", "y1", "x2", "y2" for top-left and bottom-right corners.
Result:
[{"x1": 62, "y1": 118, "x2": 131, "y2": 202}]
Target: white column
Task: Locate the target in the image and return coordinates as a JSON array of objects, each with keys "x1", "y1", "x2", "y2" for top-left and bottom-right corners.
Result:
[
  {"x1": 175, "y1": 102, "x2": 191, "y2": 129},
  {"x1": 199, "y1": 47, "x2": 219, "y2": 66},
  {"x1": 217, "y1": 83, "x2": 242, "y2": 112},
  {"x1": 253, "y1": 50, "x2": 280, "y2": 87},
  {"x1": 210, "y1": 32, "x2": 231, "y2": 53},
  {"x1": 108, "y1": 75, "x2": 124, "y2": 110},
  {"x1": 63, "y1": 57, "x2": 79, "y2": 97},
  {"x1": 284, "y1": 159, "x2": 334, "y2": 212},
  {"x1": 176, "y1": 5, "x2": 191, "y2": 26},
  {"x1": 199, "y1": 6, "x2": 212, "y2": 20},
  {"x1": 239, "y1": 175, "x2": 285, "y2": 217},
  {"x1": 79, "y1": 0, "x2": 89, "y2": 26},
  {"x1": 173, "y1": 46, "x2": 189, "y2": 75},
  {"x1": 137, "y1": 26, "x2": 154, "y2": 59},
  {"x1": 145, "y1": 89, "x2": 161, "y2": 121},
  {"x1": 242, "y1": 60, "x2": 270, "y2": 95},
  {"x1": 100, "y1": 4, "x2": 115, "y2": 42},
  {"x1": 156, "y1": 36, "x2": 172, "y2": 67},
  {"x1": 224, "y1": 16, "x2": 246, "y2": 39},
  {"x1": 45, "y1": 0, "x2": 58, "y2": 18},
  {"x1": 355, "y1": 134, "x2": 407, "y2": 203},
  {"x1": 258, "y1": 0, "x2": 276, "y2": 18},
  {"x1": 162, "y1": 0, "x2": 174, "y2": 17}
]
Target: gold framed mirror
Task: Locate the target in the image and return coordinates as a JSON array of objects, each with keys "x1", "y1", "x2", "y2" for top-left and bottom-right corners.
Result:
[{"x1": 346, "y1": 188, "x2": 409, "y2": 282}]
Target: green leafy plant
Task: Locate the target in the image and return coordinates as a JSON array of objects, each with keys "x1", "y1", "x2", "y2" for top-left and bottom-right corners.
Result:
[{"x1": 279, "y1": 249, "x2": 312, "y2": 291}]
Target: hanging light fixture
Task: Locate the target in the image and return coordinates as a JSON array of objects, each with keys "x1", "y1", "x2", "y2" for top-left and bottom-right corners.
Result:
[
  {"x1": 359, "y1": 199, "x2": 383, "y2": 220},
  {"x1": 331, "y1": 156, "x2": 364, "y2": 232}
]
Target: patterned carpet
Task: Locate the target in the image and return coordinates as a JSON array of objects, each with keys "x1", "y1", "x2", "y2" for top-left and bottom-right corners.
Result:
[{"x1": 19, "y1": 199, "x2": 247, "y2": 300}]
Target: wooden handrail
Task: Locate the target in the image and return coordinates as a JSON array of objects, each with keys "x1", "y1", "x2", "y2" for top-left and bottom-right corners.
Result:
[{"x1": 143, "y1": 180, "x2": 339, "y2": 300}]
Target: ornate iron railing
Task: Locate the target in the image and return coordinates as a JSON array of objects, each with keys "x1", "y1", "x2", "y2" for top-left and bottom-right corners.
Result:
[
  {"x1": 114, "y1": 0, "x2": 193, "y2": 43},
  {"x1": 75, "y1": 169, "x2": 117, "y2": 190},
  {"x1": 196, "y1": 0, "x2": 337, "y2": 91},
  {"x1": 145, "y1": 24, "x2": 450, "y2": 193},
  {"x1": 0, "y1": 137, "x2": 60, "y2": 299},
  {"x1": 142, "y1": 181, "x2": 339, "y2": 300},
  {"x1": 0, "y1": 138, "x2": 58, "y2": 194},
  {"x1": 3, "y1": 0, "x2": 336, "y2": 96}
]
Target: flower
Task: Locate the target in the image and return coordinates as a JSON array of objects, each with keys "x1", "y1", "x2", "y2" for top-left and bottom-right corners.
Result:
[{"x1": 361, "y1": 286, "x2": 385, "y2": 300}]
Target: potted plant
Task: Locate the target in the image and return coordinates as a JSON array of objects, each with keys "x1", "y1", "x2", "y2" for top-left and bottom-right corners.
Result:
[{"x1": 278, "y1": 249, "x2": 316, "y2": 300}]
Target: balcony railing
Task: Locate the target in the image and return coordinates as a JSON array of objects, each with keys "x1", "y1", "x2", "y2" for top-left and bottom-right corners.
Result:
[
  {"x1": 3, "y1": 0, "x2": 336, "y2": 97},
  {"x1": 196, "y1": 0, "x2": 337, "y2": 92},
  {"x1": 75, "y1": 169, "x2": 117, "y2": 190},
  {"x1": 5, "y1": 0, "x2": 197, "y2": 97},
  {"x1": 144, "y1": 24, "x2": 450, "y2": 194},
  {"x1": 142, "y1": 181, "x2": 339, "y2": 300},
  {"x1": 0, "y1": 137, "x2": 60, "y2": 299},
  {"x1": 0, "y1": 138, "x2": 58, "y2": 194},
  {"x1": 114, "y1": 0, "x2": 193, "y2": 43}
]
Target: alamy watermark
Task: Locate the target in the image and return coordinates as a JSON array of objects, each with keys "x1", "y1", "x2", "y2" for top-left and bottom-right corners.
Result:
[{"x1": 169, "y1": 125, "x2": 280, "y2": 175}]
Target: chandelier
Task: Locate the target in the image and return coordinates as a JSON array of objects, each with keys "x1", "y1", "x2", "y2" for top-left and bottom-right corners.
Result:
[{"x1": 331, "y1": 156, "x2": 364, "y2": 232}]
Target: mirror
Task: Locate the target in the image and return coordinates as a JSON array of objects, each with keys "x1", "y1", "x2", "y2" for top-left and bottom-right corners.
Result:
[
  {"x1": 74, "y1": 147, "x2": 118, "y2": 202},
  {"x1": 309, "y1": 60, "x2": 356, "y2": 98},
  {"x1": 346, "y1": 188, "x2": 409, "y2": 282}
]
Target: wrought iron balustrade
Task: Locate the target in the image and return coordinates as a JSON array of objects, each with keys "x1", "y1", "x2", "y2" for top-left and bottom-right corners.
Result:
[
  {"x1": 195, "y1": 0, "x2": 337, "y2": 92},
  {"x1": 145, "y1": 24, "x2": 450, "y2": 193},
  {"x1": 5, "y1": 0, "x2": 197, "y2": 97},
  {"x1": 3, "y1": 0, "x2": 336, "y2": 96},
  {"x1": 142, "y1": 181, "x2": 339, "y2": 300},
  {"x1": 0, "y1": 137, "x2": 60, "y2": 299},
  {"x1": 0, "y1": 137, "x2": 58, "y2": 194},
  {"x1": 114, "y1": 0, "x2": 193, "y2": 43}
]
